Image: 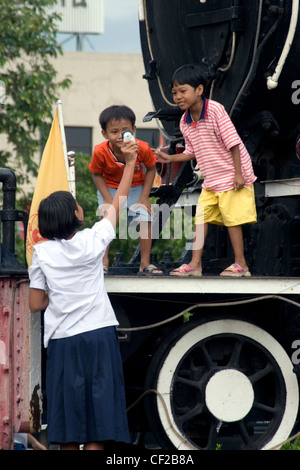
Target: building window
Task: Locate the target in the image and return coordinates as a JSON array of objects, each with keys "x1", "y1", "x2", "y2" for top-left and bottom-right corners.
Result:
[
  {"x1": 65, "y1": 127, "x2": 92, "y2": 155},
  {"x1": 136, "y1": 128, "x2": 160, "y2": 147}
]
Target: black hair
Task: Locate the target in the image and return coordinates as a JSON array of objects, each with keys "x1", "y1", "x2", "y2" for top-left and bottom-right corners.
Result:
[
  {"x1": 99, "y1": 105, "x2": 136, "y2": 131},
  {"x1": 171, "y1": 64, "x2": 208, "y2": 91},
  {"x1": 38, "y1": 191, "x2": 83, "y2": 240}
]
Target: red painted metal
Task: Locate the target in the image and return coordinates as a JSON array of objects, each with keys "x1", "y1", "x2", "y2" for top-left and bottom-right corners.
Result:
[{"x1": 0, "y1": 277, "x2": 41, "y2": 450}]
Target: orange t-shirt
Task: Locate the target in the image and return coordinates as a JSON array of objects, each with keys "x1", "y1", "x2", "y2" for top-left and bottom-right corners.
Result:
[{"x1": 89, "y1": 139, "x2": 156, "y2": 188}]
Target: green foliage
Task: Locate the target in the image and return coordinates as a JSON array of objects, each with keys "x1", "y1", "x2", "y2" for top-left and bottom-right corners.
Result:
[
  {"x1": 280, "y1": 435, "x2": 300, "y2": 450},
  {"x1": 0, "y1": 0, "x2": 71, "y2": 179},
  {"x1": 74, "y1": 153, "x2": 99, "y2": 228}
]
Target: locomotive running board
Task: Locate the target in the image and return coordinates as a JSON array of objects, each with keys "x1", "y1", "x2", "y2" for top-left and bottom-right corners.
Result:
[
  {"x1": 263, "y1": 177, "x2": 300, "y2": 197},
  {"x1": 105, "y1": 276, "x2": 300, "y2": 295}
]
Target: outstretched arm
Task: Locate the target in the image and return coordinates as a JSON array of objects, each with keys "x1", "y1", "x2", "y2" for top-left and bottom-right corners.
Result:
[
  {"x1": 154, "y1": 148, "x2": 195, "y2": 163},
  {"x1": 104, "y1": 140, "x2": 138, "y2": 228}
]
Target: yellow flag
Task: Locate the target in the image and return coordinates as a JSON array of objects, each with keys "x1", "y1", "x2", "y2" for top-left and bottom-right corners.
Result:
[{"x1": 26, "y1": 108, "x2": 69, "y2": 266}]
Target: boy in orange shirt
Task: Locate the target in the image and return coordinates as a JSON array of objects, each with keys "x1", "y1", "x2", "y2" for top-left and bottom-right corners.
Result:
[{"x1": 89, "y1": 105, "x2": 162, "y2": 275}]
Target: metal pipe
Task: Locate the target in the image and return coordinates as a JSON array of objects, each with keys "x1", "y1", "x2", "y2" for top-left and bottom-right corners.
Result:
[
  {"x1": 267, "y1": 0, "x2": 299, "y2": 89},
  {"x1": 0, "y1": 168, "x2": 17, "y2": 254}
]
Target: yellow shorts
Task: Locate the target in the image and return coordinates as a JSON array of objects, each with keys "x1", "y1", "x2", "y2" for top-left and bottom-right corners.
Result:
[{"x1": 195, "y1": 186, "x2": 257, "y2": 227}]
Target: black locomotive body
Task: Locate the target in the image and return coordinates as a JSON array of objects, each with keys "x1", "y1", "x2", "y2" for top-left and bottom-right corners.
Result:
[
  {"x1": 139, "y1": 0, "x2": 300, "y2": 278},
  {"x1": 118, "y1": 0, "x2": 300, "y2": 450}
]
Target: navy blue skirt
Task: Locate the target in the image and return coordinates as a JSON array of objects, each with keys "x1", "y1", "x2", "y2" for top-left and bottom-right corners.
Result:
[{"x1": 46, "y1": 326, "x2": 130, "y2": 445}]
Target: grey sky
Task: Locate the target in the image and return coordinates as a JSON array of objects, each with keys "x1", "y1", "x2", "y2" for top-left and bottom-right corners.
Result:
[{"x1": 58, "y1": 0, "x2": 141, "y2": 53}]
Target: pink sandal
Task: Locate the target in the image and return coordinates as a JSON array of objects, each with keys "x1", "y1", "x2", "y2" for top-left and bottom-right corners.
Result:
[
  {"x1": 170, "y1": 264, "x2": 202, "y2": 277},
  {"x1": 220, "y1": 263, "x2": 251, "y2": 277}
]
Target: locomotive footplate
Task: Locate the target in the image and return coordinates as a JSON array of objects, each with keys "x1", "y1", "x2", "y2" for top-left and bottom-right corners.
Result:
[{"x1": 105, "y1": 275, "x2": 300, "y2": 295}]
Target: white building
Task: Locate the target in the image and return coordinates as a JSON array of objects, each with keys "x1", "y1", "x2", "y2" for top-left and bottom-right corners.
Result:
[
  {"x1": 2, "y1": 49, "x2": 160, "y2": 195},
  {"x1": 54, "y1": 50, "x2": 159, "y2": 158}
]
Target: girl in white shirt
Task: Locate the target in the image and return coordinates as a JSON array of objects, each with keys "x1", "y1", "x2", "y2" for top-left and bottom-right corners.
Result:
[{"x1": 29, "y1": 139, "x2": 138, "y2": 451}]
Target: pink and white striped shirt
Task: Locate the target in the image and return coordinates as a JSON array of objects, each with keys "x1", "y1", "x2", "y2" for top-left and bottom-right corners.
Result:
[{"x1": 181, "y1": 99, "x2": 256, "y2": 192}]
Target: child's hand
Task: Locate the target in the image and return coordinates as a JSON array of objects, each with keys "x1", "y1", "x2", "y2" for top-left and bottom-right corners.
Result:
[
  {"x1": 98, "y1": 198, "x2": 113, "y2": 219},
  {"x1": 233, "y1": 173, "x2": 245, "y2": 190},
  {"x1": 121, "y1": 140, "x2": 139, "y2": 163},
  {"x1": 135, "y1": 197, "x2": 153, "y2": 215},
  {"x1": 153, "y1": 148, "x2": 171, "y2": 163}
]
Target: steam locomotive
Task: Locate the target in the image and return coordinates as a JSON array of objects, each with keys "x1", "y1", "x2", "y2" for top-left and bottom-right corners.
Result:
[
  {"x1": 1, "y1": 0, "x2": 300, "y2": 451},
  {"x1": 133, "y1": 0, "x2": 300, "y2": 450},
  {"x1": 140, "y1": 0, "x2": 300, "y2": 277}
]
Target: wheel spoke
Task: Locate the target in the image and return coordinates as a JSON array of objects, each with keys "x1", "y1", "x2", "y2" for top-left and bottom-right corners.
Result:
[
  {"x1": 253, "y1": 400, "x2": 278, "y2": 414},
  {"x1": 206, "y1": 421, "x2": 219, "y2": 449},
  {"x1": 227, "y1": 339, "x2": 243, "y2": 367},
  {"x1": 177, "y1": 403, "x2": 203, "y2": 427},
  {"x1": 175, "y1": 375, "x2": 201, "y2": 390},
  {"x1": 248, "y1": 363, "x2": 274, "y2": 384},
  {"x1": 237, "y1": 420, "x2": 252, "y2": 447},
  {"x1": 199, "y1": 342, "x2": 214, "y2": 368}
]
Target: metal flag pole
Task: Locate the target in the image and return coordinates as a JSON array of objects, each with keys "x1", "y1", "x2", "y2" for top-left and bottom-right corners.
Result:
[
  {"x1": 56, "y1": 100, "x2": 76, "y2": 198},
  {"x1": 67, "y1": 151, "x2": 76, "y2": 199}
]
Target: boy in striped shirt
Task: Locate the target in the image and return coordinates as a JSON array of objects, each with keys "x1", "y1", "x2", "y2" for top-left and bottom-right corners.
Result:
[{"x1": 155, "y1": 64, "x2": 257, "y2": 277}]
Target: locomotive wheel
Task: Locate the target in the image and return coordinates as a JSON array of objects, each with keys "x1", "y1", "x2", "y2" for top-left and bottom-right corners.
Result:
[{"x1": 144, "y1": 319, "x2": 299, "y2": 450}]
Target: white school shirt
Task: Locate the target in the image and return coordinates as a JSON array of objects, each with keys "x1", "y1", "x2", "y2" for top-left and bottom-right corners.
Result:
[
  {"x1": 181, "y1": 99, "x2": 256, "y2": 192},
  {"x1": 29, "y1": 218, "x2": 117, "y2": 348}
]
